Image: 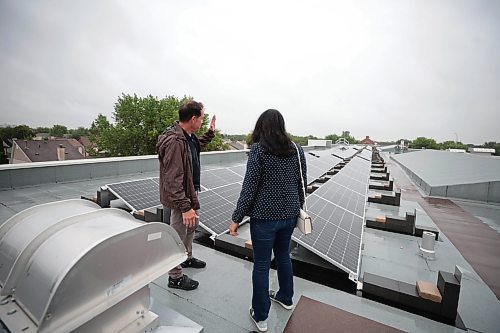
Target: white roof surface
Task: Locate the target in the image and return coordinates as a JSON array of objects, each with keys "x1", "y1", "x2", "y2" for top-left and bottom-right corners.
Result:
[{"x1": 392, "y1": 150, "x2": 500, "y2": 186}]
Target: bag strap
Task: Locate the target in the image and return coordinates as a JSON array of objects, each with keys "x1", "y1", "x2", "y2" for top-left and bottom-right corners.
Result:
[{"x1": 294, "y1": 142, "x2": 308, "y2": 211}]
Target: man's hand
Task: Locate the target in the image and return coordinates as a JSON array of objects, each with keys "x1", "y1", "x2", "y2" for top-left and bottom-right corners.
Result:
[
  {"x1": 229, "y1": 222, "x2": 239, "y2": 236},
  {"x1": 182, "y1": 209, "x2": 199, "y2": 228},
  {"x1": 209, "y1": 115, "x2": 216, "y2": 131}
]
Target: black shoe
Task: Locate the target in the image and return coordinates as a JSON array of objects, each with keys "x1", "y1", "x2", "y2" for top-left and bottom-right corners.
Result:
[
  {"x1": 181, "y1": 257, "x2": 206, "y2": 269},
  {"x1": 168, "y1": 274, "x2": 199, "y2": 290}
]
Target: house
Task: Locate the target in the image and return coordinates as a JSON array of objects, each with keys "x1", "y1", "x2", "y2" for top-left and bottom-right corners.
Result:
[
  {"x1": 227, "y1": 140, "x2": 247, "y2": 150},
  {"x1": 360, "y1": 136, "x2": 375, "y2": 145},
  {"x1": 468, "y1": 147, "x2": 495, "y2": 156},
  {"x1": 78, "y1": 136, "x2": 97, "y2": 156},
  {"x1": 10, "y1": 139, "x2": 86, "y2": 163}
]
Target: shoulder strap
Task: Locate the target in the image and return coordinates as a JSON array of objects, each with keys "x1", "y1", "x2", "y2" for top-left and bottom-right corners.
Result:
[{"x1": 294, "y1": 143, "x2": 308, "y2": 211}]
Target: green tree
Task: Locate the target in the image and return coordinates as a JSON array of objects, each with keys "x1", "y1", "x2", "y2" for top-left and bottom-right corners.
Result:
[
  {"x1": 34, "y1": 126, "x2": 51, "y2": 134},
  {"x1": 89, "y1": 114, "x2": 114, "y2": 156},
  {"x1": 69, "y1": 127, "x2": 90, "y2": 140},
  {"x1": 0, "y1": 125, "x2": 34, "y2": 140},
  {"x1": 439, "y1": 141, "x2": 468, "y2": 150},
  {"x1": 222, "y1": 134, "x2": 247, "y2": 141},
  {"x1": 0, "y1": 125, "x2": 34, "y2": 164},
  {"x1": 480, "y1": 141, "x2": 500, "y2": 156},
  {"x1": 50, "y1": 124, "x2": 68, "y2": 137},
  {"x1": 409, "y1": 137, "x2": 439, "y2": 149},
  {"x1": 288, "y1": 133, "x2": 308, "y2": 146},
  {"x1": 325, "y1": 133, "x2": 340, "y2": 142},
  {"x1": 90, "y1": 94, "x2": 227, "y2": 157},
  {"x1": 325, "y1": 131, "x2": 359, "y2": 144}
]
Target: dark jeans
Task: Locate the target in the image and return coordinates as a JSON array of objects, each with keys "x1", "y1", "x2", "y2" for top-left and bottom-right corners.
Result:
[{"x1": 250, "y1": 217, "x2": 296, "y2": 321}]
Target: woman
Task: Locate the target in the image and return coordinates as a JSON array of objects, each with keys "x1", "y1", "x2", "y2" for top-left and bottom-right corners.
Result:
[{"x1": 229, "y1": 109, "x2": 307, "y2": 332}]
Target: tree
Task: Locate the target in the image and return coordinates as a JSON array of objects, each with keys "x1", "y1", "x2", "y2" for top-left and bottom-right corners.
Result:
[
  {"x1": 89, "y1": 94, "x2": 228, "y2": 157},
  {"x1": 0, "y1": 125, "x2": 34, "y2": 140},
  {"x1": 34, "y1": 126, "x2": 51, "y2": 134},
  {"x1": 325, "y1": 133, "x2": 340, "y2": 142},
  {"x1": 481, "y1": 141, "x2": 500, "y2": 156},
  {"x1": 69, "y1": 127, "x2": 90, "y2": 140},
  {"x1": 409, "y1": 137, "x2": 439, "y2": 149},
  {"x1": 325, "y1": 131, "x2": 359, "y2": 144},
  {"x1": 50, "y1": 125, "x2": 68, "y2": 137},
  {"x1": 288, "y1": 133, "x2": 308, "y2": 146},
  {"x1": 439, "y1": 141, "x2": 468, "y2": 150}
]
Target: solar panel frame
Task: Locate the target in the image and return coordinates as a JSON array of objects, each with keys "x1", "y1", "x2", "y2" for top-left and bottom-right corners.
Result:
[{"x1": 106, "y1": 178, "x2": 161, "y2": 212}]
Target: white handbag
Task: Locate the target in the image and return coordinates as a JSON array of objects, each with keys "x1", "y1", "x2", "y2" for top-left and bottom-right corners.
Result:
[{"x1": 294, "y1": 143, "x2": 312, "y2": 235}]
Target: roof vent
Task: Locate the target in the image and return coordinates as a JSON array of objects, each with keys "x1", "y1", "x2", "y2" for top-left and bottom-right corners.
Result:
[
  {"x1": 419, "y1": 231, "x2": 436, "y2": 260},
  {"x1": 0, "y1": 199, "x2": 187, "y2": 333}
]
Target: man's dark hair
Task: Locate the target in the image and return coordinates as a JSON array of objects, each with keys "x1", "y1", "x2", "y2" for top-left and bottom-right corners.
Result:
[
  {"x1": 251, "y1": 109, "x2": 294, "y2": 157},
  {"x1": 179, "y1": 100, "x2": 204, "y2": 122}
]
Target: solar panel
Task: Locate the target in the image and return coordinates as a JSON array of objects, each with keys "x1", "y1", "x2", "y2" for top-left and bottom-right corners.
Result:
[
  {"x1": 292, "y1": 194, "x2": 363, "y2": 276},
  {"x1": 304, "y1": 151, "x2": 342, "y2": 184},
  {"x1": 356, "y1": 148, "x2": 372, "y2": 161},
  {"x1": 228, "y1": 164, "x2": 247, "y2": 177},
  {"x1": 312, "y1": 180, "x2": 366, "y2": 217},
  {"x1": 198, "y1": 182, "x2": 247, "y2": 236},
  {"x1": 330, "y1": 147, "x2": 357, "y2": 159},
  {"x1": 292, "y1": 152, "x2": 371, "y2": 281},
  {"x1": 201, "y1": 167, "x2": 243, "y2": 190},
  {"x1": 105, "y1": 164, "x2": 247, "y2": 236},
  {"x1": 106, "y1": 178, "x2": 160, "y2": 212}
]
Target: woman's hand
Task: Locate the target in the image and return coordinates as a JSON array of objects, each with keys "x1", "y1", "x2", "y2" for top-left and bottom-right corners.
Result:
[{"x1": 229, "y1": 222, "x2": 239, "y2": 236}]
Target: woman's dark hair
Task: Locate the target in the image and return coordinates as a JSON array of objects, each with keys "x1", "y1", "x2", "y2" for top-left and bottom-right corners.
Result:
[
  {"x1": 251, "y1": 109, "x2": 295, "y2": 157},
  {"x1": 179, "y1": 100, "x2": 204, "y2": 122}
]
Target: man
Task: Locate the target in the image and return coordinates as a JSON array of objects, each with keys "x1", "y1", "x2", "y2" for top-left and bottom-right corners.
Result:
[{"x1": 156, "y1": 100, "x2": 216, "y2": 290}]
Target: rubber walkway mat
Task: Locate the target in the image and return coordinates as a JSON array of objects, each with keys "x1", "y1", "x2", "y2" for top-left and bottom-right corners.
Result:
[{"x1": 283, "y1": 296, "x2": 403, "y2": 333}]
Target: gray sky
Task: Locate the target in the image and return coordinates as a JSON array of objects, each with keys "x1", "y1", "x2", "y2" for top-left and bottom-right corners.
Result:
[{"x1": 1, "y1": 0, "x2": 499, "y2": 144}]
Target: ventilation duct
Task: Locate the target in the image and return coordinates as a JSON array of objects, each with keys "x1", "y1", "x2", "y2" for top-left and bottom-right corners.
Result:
[{"x1": 0, "y1": 199, "x2": 187, "y2": 333}]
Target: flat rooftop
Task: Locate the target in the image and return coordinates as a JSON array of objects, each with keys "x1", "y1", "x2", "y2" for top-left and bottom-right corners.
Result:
[{"x1": 1, "y1": 149, "x2": 499, "y2": 332}]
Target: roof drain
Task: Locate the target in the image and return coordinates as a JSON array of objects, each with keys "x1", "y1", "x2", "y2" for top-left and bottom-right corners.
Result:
[{"x1": 419, "y1": 231, "x2": 436, "y2": 260}]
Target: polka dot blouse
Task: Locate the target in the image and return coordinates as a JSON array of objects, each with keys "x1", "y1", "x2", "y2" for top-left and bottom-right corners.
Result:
[{"x1": 232, "y1": 143, "x2": 307, "y2": 223}]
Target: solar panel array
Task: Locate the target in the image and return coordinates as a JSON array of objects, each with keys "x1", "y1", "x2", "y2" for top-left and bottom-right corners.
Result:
[
  {"x1": 105, "y1": 145, "x2": 373, "y2": 278},
  {"x1": 292, "y1": 148, "x2": 372, "y2": 281},
  {"x1": 305, "y1": 151, "x2": 343, "y2": 184},
  {"x1": 106, "y1": 164, "x2": 248, "y2": 237}
]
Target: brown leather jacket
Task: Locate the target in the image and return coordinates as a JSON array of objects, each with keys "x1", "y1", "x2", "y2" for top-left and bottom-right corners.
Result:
[{"x1": 156, "y1": 121, "x2": 214, "y2": 212}]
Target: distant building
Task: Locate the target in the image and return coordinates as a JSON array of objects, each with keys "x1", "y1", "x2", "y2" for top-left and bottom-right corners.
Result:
[
  {"x1": 360, "y1": 136, "x2": 375, "y2": 145},
  {"x1": 34, "y1": 133, "x2": 50, "y2": 140},
  {"x1": 468, "y1": 147, "x2": 495, "y2": 156},
  {"x1": 307, "y1": 139, "x2": 332, "y2": 147},
  {"x1": 227, "y1": 141, "x2": 247, "y2": 150},
  {"x1": 10, "y1": 139, "x2": 86, "y2": 163},
  {"x1": 78, "y1": 136, "x2": 97, "y2": 156}
]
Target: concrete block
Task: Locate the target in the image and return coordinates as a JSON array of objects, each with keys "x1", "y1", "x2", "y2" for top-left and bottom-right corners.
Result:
[
  {"x1": 416, "y1": 280, "x2": 442, "y2": 303},
  {"x1": 400, "y1": 281, "x2": 441, "y2": 314},
  {"x1": 437, "y1": 271, "x2": 460, "y2": 320},
  {"x1": 362, "y1": 273, "x2": 399, "y2": 302}
]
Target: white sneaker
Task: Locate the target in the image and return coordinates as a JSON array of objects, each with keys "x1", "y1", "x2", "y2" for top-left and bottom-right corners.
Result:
[
  {"x1": 249, "y1": 307, "x2": 268, "y2": 332},
  {"x1": 269, "y1": 290, "x2": 294, "y2": 310}
]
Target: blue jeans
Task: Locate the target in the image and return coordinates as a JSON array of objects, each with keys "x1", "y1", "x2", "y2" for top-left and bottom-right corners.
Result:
[{"x1": 250, "y1": 217, "x2": 296, "y2": 321}]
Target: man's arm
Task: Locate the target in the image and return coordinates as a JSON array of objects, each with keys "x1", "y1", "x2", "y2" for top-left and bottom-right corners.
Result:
[{"x1": 199, "y1": 115, "x2": 216, "y2": 149}]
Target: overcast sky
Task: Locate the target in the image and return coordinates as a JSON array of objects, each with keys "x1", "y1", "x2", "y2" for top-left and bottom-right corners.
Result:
[{"x1": 1, "y1": 0, "x2": 499, "y2": 144}]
